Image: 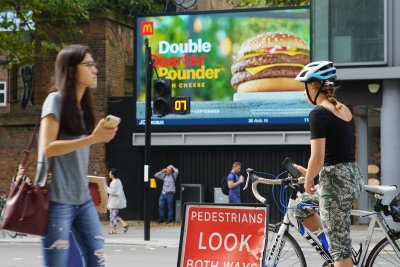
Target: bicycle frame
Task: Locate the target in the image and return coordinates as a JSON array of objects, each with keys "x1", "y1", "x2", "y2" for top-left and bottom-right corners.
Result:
[
  {"x1": 350, "y1": 208, "x2": 400, "y2": 266},
  {"x1": 267, "y1": 195, "x2": 334, "y2": 266}
]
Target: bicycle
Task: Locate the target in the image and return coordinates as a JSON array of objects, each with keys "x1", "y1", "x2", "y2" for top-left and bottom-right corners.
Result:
[{"x1": 244, "y1": 168, "x2": 400, "y2": 267}]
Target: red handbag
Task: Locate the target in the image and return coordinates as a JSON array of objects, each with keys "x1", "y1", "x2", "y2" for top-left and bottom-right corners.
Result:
[
  {"x1": 1, "y1": 180, "x2": 49, "y2": 235},
  {"x1": 0, "y1": 119, "x2": 52, "y2": 236}
]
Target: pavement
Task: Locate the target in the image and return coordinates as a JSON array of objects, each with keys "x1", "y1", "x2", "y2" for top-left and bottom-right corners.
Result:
[
  {"x1": 0, "y1": 220, "x2": 389, "y2": 249},
  {"x1": 0, "y1": 220, "x2": 182, "y2": 248}
]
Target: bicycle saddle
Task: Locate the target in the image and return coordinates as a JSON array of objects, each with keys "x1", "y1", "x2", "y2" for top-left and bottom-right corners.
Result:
[{"x1": 364, "y1": 184, "x2": 397, "y2": 196}]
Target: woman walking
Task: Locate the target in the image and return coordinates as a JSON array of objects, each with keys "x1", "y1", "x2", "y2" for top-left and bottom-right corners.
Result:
[
  {"x1": 35, "y1": 44, "x2": 117, "y2": 267},
  {"x1": 106, "y1": 168, "x2": 128, "y2": 234}
]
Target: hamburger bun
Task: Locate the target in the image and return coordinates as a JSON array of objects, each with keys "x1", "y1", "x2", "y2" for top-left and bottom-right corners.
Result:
[
  {"x1": 237, "y1": 77, "x2": 304, "y2": 93},
  {"x1": 231, "y1": 32, "x2": 309, "y2": 93}
]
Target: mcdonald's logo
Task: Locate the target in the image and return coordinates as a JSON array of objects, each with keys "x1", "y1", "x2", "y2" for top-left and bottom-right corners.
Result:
[{"x1": 141, "y1": 21, "x2": 154, "y2": 36}]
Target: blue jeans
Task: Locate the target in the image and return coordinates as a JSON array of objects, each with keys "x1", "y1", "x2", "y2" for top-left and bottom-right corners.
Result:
[
  {"x1": 41, "y1": 199, "x2": 105, "y2": 267},
  {"x1": 229, "y1": 195, "x2": 241, "y2": 204},
  {"x1": 159, "y1": 192, "x2": 174, "y2": 221}
]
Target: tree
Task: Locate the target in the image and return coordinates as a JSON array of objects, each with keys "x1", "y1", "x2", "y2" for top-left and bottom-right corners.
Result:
[
  {"x1": 0, "y1": 0, "x2": 164, "y2": 67},
  {"x1": 225, "y1": 0, "x2": 310, "y2": 8}
]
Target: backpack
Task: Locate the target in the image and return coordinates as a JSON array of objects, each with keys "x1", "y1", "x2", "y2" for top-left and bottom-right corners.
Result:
[
  {"x1": 389, "y1": 193, "x2": 400, "y2": 223},
  {"x1": 221, "y1": 175, "x2": 229, "y2": 195}
]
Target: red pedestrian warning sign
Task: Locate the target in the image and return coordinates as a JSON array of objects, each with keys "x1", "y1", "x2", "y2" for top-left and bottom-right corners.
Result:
[{"x1": 178, "y1": 204, "x2": 269, "y2": 267}]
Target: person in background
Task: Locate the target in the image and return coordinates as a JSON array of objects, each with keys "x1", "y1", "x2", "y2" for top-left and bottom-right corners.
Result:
[
  {"x1": 227, "y1": 162, "x2": 244, "y2": 203},
  {"x1": 35, "y1": 44, "x2": 117, "y2": 267},
  {"x1": 106, "y1": 168, "x2": 128, "y2": 234},
  {"x1": 293, "y1": 61, "x2": 363, "y2": 267},
  {"x1": 12, "y1": 163, "x2": 31, "y2": 183},
  {"x1": 154, "y1": 165, "x2": 179, "y2": 224}
]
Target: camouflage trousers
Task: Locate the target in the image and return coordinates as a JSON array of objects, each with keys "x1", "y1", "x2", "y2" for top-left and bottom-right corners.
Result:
[{"x1": 294, "y1": 162, "x2": 364, "y2": 261}]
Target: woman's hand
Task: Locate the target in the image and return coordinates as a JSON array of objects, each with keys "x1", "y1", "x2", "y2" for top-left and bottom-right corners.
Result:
[
  {"x1": 292, "y1": 163, "x2": 307, "y2": 176},
  {"x1": 91, "y1": 119, "x2": 118, "y2": 144},
  {"x1": 304, "y1": 179, "x2": 316, "y2": 194},
  {"x1": 293, "y1": 163, "x2": 316, "y2": 194}
]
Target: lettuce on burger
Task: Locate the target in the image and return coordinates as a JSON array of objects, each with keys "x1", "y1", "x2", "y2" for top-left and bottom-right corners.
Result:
[{"x1": 231, "y1": 32, "x2": 310, "y2": 93}]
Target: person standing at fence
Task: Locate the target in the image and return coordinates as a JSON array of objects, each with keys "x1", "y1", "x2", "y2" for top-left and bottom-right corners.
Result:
[
  {"x1": 154, "y1": 165, "x2": 179, "y2": 224},
  {"x1": 35, "y1": 44, "x2": 117, "y2": 267},
  {"x1": 106, "y1": 168, "x2": 128, "y2": 234},
  {"x1": 227, "y1": 162, "x2": 244, "y2": 203},
  {"x1": 293, "y1": 61, "x2": 363, "y2": 267}
]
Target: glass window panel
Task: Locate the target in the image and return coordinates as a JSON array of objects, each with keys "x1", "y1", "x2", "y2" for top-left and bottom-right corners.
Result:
[
  {"x1": 312, "y1": 0, "x2": 385, "y2": 65},
  {"x1": 0, "y1": 82, "x2": 6, "y2": 106}
]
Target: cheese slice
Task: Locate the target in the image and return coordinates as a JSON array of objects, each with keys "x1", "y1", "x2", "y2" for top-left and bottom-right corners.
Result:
[{"x1": 237, "y1": 50, "x2": 309, "y2": 61}]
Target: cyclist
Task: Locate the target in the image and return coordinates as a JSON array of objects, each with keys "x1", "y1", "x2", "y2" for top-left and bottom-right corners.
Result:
[{"x1": 293, "y1": 61, "x2": 364, "y2": 267}]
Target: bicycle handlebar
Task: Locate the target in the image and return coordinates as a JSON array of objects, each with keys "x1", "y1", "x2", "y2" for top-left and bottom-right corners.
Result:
[{"x1": 244, "y1": 168, "x2": 305, "y2": 204}]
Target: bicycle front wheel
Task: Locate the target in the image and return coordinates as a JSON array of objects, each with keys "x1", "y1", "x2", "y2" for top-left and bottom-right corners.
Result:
[
  {"x1": 365, "y1": 233, "x2": 400, "y2": 267},
  {"x1": 265, "y1": 224, "x2": 307, "y2": 267}
]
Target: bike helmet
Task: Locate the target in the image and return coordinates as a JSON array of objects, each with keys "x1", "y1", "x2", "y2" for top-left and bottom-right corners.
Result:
[
  {"x1": 295, "y1": 61, "x2": 337, "y2": 83},
  {"x1": 295, "y1": 61, "x2": 337, "y2": 105}
]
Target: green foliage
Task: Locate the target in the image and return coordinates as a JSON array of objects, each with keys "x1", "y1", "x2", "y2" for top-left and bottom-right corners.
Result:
[
  {"x1": 0, "y1": 0, "x2": 164, "y2": 67},
  {"x1": 226, "y1": 0, "x2": 310, "y2": 8}
]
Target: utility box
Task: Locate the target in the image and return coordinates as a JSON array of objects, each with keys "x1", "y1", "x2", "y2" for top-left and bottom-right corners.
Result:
[
  {"x1": 180, "y1": 184, "x2": 204, "y2": 204},
  {"x1": 214, "y1": 187, "x2": 229, "y2": 203},
  {"x1": 180, "y1": 184, "x2": 204, "y2": 220}
]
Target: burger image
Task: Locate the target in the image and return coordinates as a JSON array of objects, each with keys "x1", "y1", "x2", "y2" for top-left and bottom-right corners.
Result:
[{"x1": 231, "y1": 32, "x2": 310, "y2": 93}]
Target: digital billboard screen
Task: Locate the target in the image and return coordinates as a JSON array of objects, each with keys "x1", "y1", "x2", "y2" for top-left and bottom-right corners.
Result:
[{"x1": 134, "y1": 7, "x2": 312, "y2": 131}]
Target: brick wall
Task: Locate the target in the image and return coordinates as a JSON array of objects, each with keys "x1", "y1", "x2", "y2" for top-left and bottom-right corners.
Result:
[
  {"x1": 0, "y1": 11, "x2": 133, "y2": 192},
  {"x1": 0, "y1": 125, "x2": 38, "y2": 189}
]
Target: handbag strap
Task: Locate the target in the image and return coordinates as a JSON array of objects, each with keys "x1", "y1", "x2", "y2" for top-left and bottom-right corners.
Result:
[
  {"x1": 21, "y1": 117, "x2": 41, "y2": 169},
  {"x1": 20, "y1": 117, "x2": 54, "y2": 184}
]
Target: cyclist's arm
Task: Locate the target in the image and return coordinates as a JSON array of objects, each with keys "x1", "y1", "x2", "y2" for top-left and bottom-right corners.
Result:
[{"x1": 305, "y1": 138, "x2": 325, "y2": 194}]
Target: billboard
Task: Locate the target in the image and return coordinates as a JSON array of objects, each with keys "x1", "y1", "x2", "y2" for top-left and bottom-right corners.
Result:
[{"x1": 134, "y1": 7, "x2": 312, "y2": 131}]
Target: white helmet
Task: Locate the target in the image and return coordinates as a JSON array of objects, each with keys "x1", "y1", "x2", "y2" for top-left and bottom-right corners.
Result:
[{"x1": 295, "y1": 61, "x2": 337, "y2": 82}]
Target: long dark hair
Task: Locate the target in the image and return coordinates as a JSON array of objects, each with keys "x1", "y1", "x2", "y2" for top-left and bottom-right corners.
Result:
[
  {"x1": 109, "y1": 168, "x2": 119, "y2": 178},
  {"x1": 53, "y1": 44, "x2": 95, "y2": 135}
]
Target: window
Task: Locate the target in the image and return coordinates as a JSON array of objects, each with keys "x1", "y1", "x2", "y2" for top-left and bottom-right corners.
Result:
[
  {"x1": 0, "y1": 81, "x2": 6, "y2": 106},
  {"x1": 312, "y1": 0, "x2": 386, "y2": 65}
]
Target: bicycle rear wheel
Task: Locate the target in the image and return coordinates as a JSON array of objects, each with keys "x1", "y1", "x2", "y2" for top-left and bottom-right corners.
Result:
[
  {"x1": 265, "y1": 224, "x2": 307, "y2": 267},
  {"x1": 365, "y1": 233, "x2": 400, "y2": 267}
]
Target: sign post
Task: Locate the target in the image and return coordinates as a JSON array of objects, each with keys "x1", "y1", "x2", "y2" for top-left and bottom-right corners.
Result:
[{"x1": 144, "y1": 38, "x2": 152, "y2": 241}]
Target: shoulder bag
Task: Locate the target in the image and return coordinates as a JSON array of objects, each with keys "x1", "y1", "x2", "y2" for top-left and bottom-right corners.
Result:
[{"x1": 0, "y1": 118, "x2": 53, "y2": 236}]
